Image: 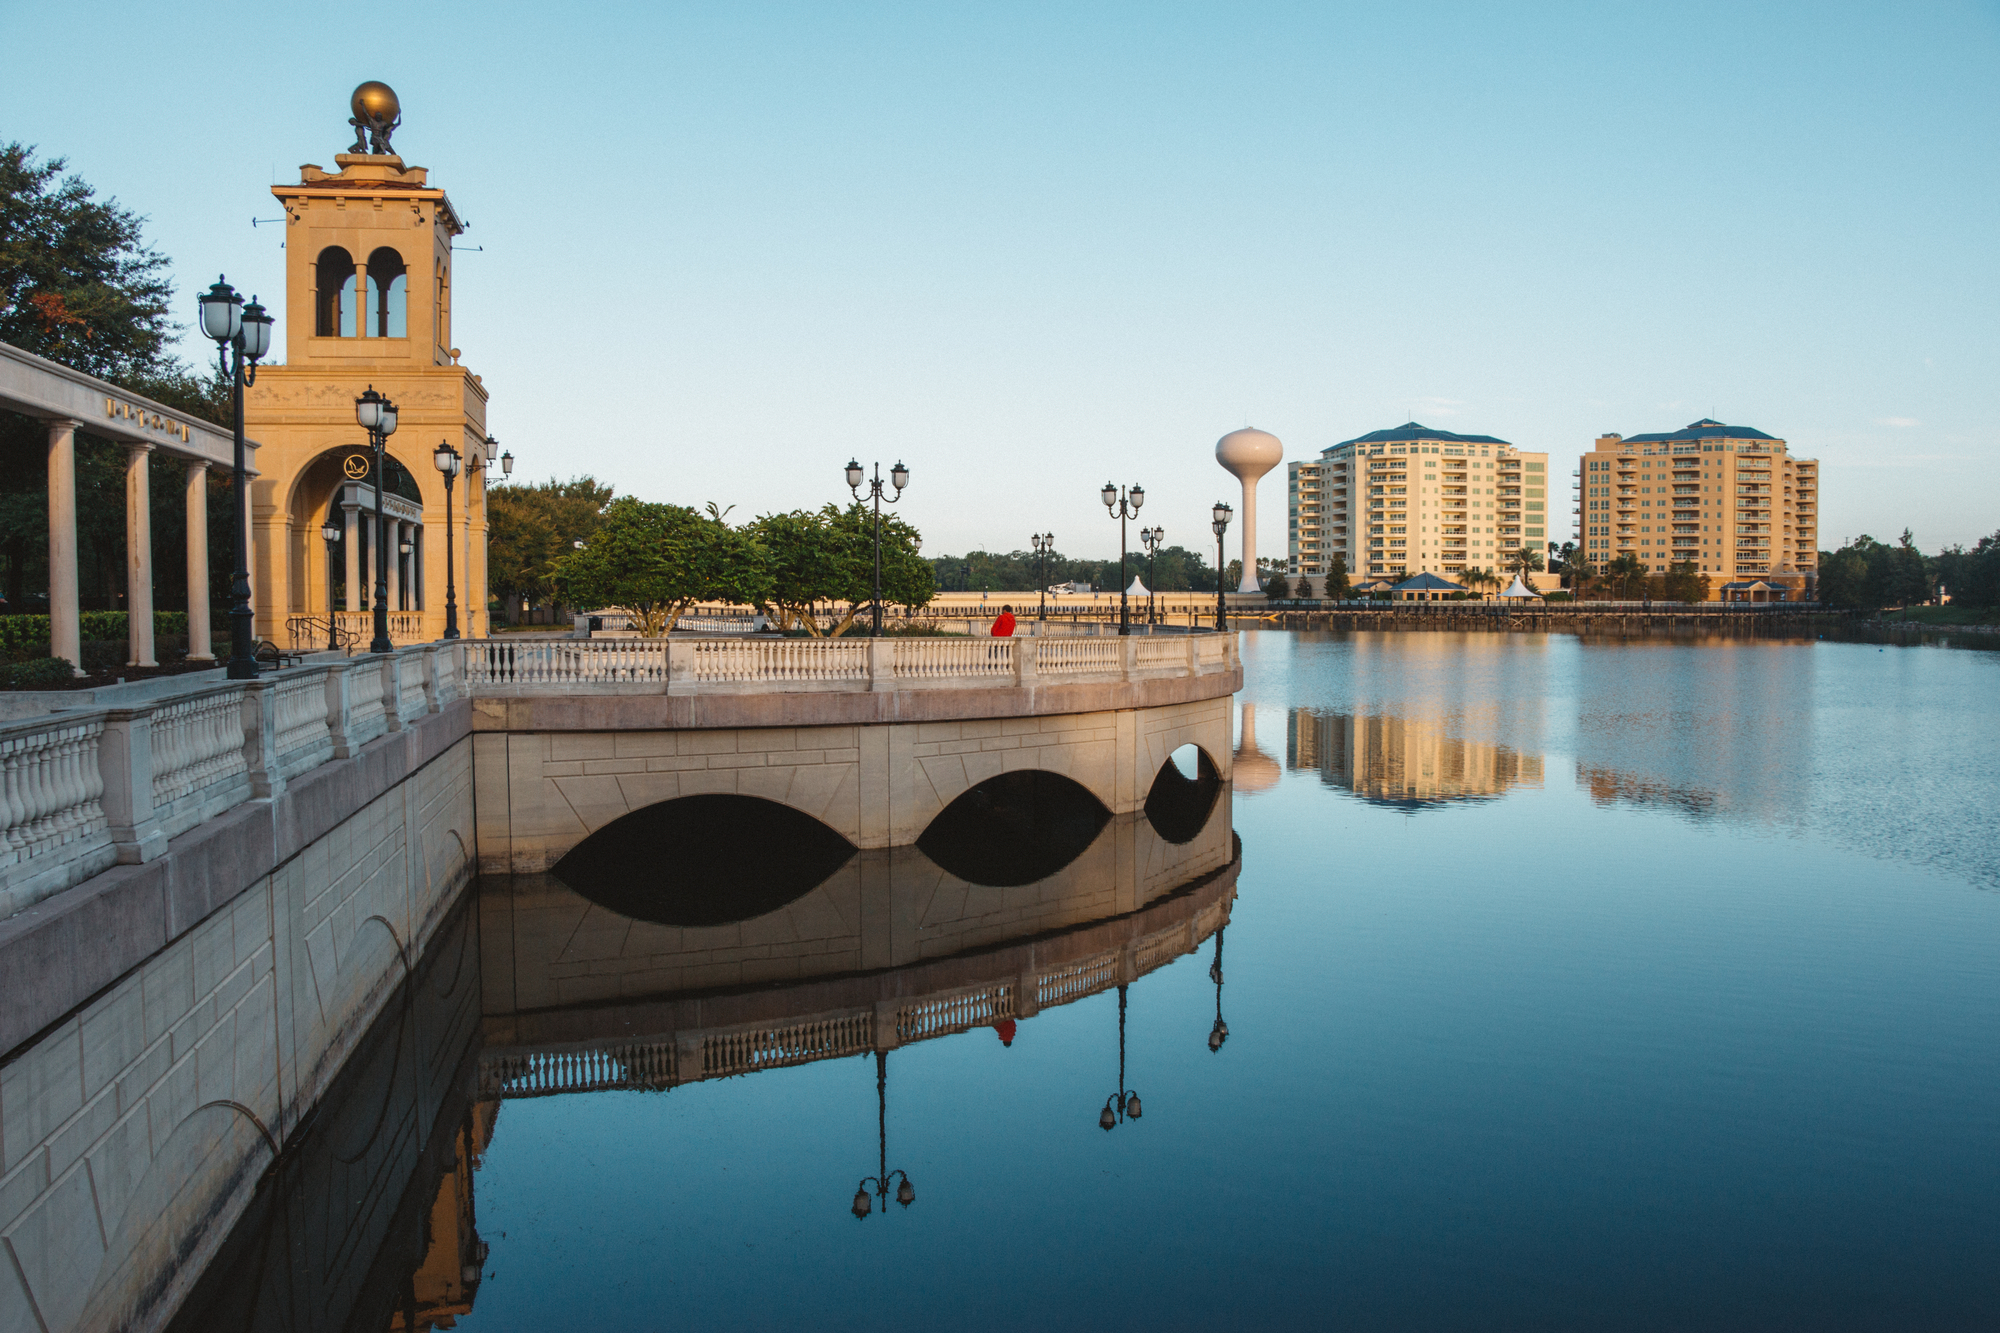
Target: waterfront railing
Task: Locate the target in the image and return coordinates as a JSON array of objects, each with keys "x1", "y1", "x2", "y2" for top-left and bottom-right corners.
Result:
[{"x1": 465, "y1": 631, "x2": 1239, "y2": 694}]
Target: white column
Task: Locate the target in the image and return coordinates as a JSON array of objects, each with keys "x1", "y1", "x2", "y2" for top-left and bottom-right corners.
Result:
[
  {"x1": 343, "y1": 500, "x2": 361, "y2": 612},
  {"x1": 125, "y1": 444, "x2": 157, "y2": 666},
  {"x1": 387, "y1": 518, "x2": 402, "y2": 613},
  {"x1": 1237, "y1": 478, "x2": 1262, "y2": 593},
  {"x1": 46, "y1": 420, "x2": 82, "y2": 675},
  {"x1": 185, "y1": 462, "x2": 212, "y2": 660}
]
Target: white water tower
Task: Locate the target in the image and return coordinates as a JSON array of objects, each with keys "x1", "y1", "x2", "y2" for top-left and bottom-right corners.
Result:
[{"x1": 1215, "y1": 427, "x2": 1283, "y2": 592}]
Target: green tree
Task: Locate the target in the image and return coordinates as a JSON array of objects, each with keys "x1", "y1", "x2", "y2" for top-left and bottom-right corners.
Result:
[
  {"x1": 487, "y1": 476, "x2": 615, "y2": 622},
  {"x1": 1324, "y1": 554, "x2": 1351, "y2": 600},
  {"x1": 1663, "y1": 560, "x2": 1706, "y2": 603},
  {"x1": 1264, "y1": 574, "x2": 1290, "y2": 600},
  {"x1": 553, "y1": 498, "x2": 769, "y2": 636},
  {"x1": 1603, "y1": 553, "x2": 1647, "y2": 598},
  {"x1": 1504, "y1": 546, "x2": 1546, "y2": 578},
  {"x1": 752, "y1": 503, "x2": 932, "y2": 636}
]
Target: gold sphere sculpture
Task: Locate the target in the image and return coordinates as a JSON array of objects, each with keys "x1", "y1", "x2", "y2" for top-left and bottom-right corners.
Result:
[{"x1": 347, "y1": 82, "x2": 402, "y2": 155}]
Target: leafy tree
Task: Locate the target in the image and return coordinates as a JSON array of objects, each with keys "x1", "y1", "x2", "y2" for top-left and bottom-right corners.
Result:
[
  {"x1": 487, "y1": 476, "x2": 615, "y2": 621},
  {"x1": 1264, "y1": 574, "x2": 1290, "y2": 600},
  {"x1": 1663, "y1": 560, "x2": 1707, "y2": 603},
  {"x1": 1954, "y1": 532, "x2": 2000, "y2": 608},
  {"x1": 0, "y1": 144, "x2": 234, "y2": 622},
  {"x1": 1890, "y1": 529, "x2": 1930, "y2": 607},
  {"x1": 752, "y1": 503, "x2": 931, "y2": 636},
  {"x1": 553, "y1": 498, "x2": 769, "y2": 636},
  {"x1": 1603, "y1": 553, "x2": 1647, "y2": 598},
  {"x1": 1324, "y1": 554, "x2": 1351, "y2": 600},
  {"x1": 1294, "y1": 577, "x2": 1314, "y2": 599}
]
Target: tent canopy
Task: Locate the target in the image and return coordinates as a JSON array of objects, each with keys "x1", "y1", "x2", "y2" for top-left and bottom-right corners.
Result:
[
  {"x1": 1501, "y1": 575, "x2": 1541, "y2": 598},
  {"x1": 1126, "y1": 576, "x2": 1149, "y2": 596}
]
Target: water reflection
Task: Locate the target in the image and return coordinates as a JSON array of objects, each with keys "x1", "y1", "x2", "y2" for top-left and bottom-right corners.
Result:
[
  {"x1": 917, "y1": 770, "x2": 1110, "y2": 886},
  {"x1": 1286, "y1": 707, "x2": 1544, "y2": 809}
]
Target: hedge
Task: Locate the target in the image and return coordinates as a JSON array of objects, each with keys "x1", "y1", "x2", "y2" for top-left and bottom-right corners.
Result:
[{"x1": 0, "y1": 612, "x2": 191, "y2": 654}]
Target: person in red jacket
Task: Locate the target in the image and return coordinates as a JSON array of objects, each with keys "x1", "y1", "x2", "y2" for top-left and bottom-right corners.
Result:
[{"x1": 991, "y1": 604, "x2": 1017, "y2": 637}]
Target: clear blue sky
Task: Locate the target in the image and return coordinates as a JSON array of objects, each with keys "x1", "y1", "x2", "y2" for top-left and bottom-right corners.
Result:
[{"x1": 4, "y1": 0, "x2": 1995, "y2": 558}]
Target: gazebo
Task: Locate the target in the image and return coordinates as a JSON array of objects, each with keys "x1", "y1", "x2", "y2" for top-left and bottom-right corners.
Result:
[
  {"x1": 1392, "y1": 573, "x2": 1467, "y2": 602},
  {"x1": 1720, "y1": 580, "x2": 1784, "y2": 603}
]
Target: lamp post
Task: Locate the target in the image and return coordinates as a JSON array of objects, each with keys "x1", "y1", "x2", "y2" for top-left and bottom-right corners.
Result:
[
  {"x1": 1097, "y1": 983, "x2": 1143, "y2": 1131},
  {"x1": 353, "y1": 387, "x2": 400, "y2": 653},
  {"x1": 319, "y1": 518, "x2": 341, "y2": 652},
  {"x1": 196, "y1": 277, "x2": 273, "y2": 679},
  {"x1": 1211, "y1": 502, "x2": 1232, "y2": 631},
  {"x1": 1031, "y1": 531, "x2": 1054, "y2": 621},
  {"x1": 845, "y1": 459, "x2": 908, "y2": 636},
  {"x1": 1208, "y1": 927, "x2": 1229, "y2": 1053},
  {"x1": 1140, "y1": 525, "x2": 1164, "y2": 626},
  {"x1": 463, "y1": 438, "x2": 512, "y2": 637},
  {"x1": 849, "y1": 1050, "x2": 915, "y2": 1218},
  {"x1": 1100, "y1": 482, "x2": 1145, "y2": 636},
  {"x1": 433, "y1": 441, "x2": 461, "y2": 639}
]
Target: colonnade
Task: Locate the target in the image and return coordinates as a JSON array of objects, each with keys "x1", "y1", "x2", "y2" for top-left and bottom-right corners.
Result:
[{"x1": 44, "y1": 419, "x2": 216, "y2": 673}]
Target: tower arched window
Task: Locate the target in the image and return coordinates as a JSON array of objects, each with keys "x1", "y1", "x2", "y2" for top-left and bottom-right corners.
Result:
[
  {"x1": 314, "y1": 247, "x2": 356, "y2": 337},
  {"x1": 367, "y1": 248, "x2": 408, "y2": 338}
]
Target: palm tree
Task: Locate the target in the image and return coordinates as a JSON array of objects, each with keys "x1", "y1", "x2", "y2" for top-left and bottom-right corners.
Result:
[
  {"x1": 1465, "y1": 565, "x2": 1501, "y2": 600},
  {"x1": 1503, "y1": 546, "x2": 1546, "y2": 580},
  {"x1": 1604, "y1": 553, "x2": 1646, "y2": 598}
]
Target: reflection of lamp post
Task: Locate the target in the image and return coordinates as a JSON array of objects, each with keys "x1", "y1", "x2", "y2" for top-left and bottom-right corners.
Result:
[
  {"x1": 845, "y1": 460, "x2": 909, "y2": 637},
  {"x1": 1140, "y1": 525, "x2": 1164, "y2": 626},
  {"x1": 1100, "y1": 482, "x2": 1145, "y2": 636},
  {"x1": 849, "y1": 1050, "x2": 915, "y2": 1218},
  {"x1": 196, "y1": 277, "x2": 273, "y2": 679},
  {"x1": 1208, "y1": 927, "x2": 1229, "y2": 1052},
  {"x1": 1211, "y1": 502, "x2": 1232, "y2": 632},
  {"x1": 319, "y1": 518, "x2": 341, "y2": 652},
  {"x1": 1031, "y1": 532, "x2": 1055, "y2": 622},
  {"x1": 433, "y1": 441, "x2": 461, "y2": 639},
  {"x1": 354, "y1": 387, "x2": 401, "y2": 653},
  {"x1": 1097, "y1": 984, "x2": 1144, "y2": 1130}
]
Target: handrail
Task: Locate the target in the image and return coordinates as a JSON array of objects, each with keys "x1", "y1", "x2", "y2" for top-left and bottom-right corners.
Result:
[{"x1": 0, "y1": 641, "x2": 464, "y2": 921}]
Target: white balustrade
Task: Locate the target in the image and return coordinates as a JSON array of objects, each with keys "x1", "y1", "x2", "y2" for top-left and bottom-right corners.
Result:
[
  {"x1": 1135, "y1": 638, "x2": 1186, "y2": 670},
  {"x1": 896, "y1": 984, "x2": 1016, "y2": 1042},
  {"x1": 0, "y1": 717, "x2": 111, "y2": 913},
  {"x1": 1035, "y1": 638, "x2": 1122, "y2": 676},
  {"x1": 891, "y1": 638, "x2": 1013, "y2": 680},
  {"x1": 690, "y1": 638, "x2": 869, "y2": 683},
  {"x1": 701, "y1": 1013, "x2": 874, "y2": 1077},
  {"x1": 272, "y1": 673, "x2": 334, "y2": 776},
  {"x1": 148, "y1": 687, "x2": 250, "y2": 838},
  {"x1": 347, "y1": 663, "x2": 388, "y2": 747}
]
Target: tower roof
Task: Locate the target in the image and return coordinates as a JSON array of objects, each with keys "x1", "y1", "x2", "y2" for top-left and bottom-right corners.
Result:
[
  {"x1": 1620, "y1": 419, "x2": 1781, "y2": 445},
  {"x1": 1332, "y1": 422, "x2": 1512, "y2": 448}
]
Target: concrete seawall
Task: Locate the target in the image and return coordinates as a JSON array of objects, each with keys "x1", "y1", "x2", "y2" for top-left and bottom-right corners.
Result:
[{"x1": 0, "y1": 701, "x2": 473, "y2": 1333}]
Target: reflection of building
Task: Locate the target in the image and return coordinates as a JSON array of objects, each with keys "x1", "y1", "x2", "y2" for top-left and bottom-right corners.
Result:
[
  {"x1": 1581, "y1": 420, "x2": 1819, "y2": 594},
  {"x1": 1232, "y1": 704, "x2": 1281, "y2": 794},
  {"x1": 390, "y1": 1103, "x2": 495, "y2": 1332},
  {"x1": 1288, "y1": 708, "x2": 1543, "y2": 808},
  {"x1": 245, "y1": 89, "x2": 493, "y2": 645},
  {"x1": 1287, "y1": 424, "x2": 1551, "y2": 582}
]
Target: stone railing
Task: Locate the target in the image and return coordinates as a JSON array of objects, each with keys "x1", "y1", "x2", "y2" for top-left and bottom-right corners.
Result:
[
  {"x1": 468, "y1": 631, "x2": 1238, "y2": 696},
  {"x1": 0, "y1": 641, "x2": 465, "y2": 920},
  {"x1": 332, "y1": 610, "x2": 428, "y2": 646}
]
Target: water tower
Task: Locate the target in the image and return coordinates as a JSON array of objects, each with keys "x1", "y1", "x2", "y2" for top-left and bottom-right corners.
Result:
[{"x1": 1215, "y1": 428, "x2": 1283, "y2": 592}]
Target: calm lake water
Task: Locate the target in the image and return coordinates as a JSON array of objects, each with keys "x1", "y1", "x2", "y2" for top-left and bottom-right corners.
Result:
[{"x1": 177, "y1": 630, "x2": 2000, "y2": 1331}]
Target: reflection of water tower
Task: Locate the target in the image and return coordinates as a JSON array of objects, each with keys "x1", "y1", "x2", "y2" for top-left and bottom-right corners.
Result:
[
  {"x1": 1232, "y1": 703, "x2": 1281, "y2": 793},
  {"x1": 1215, "y1": 428, "x2": 1284, "y2": 592}
]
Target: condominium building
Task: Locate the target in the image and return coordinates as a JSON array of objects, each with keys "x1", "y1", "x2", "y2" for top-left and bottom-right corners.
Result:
[
  {"x1": 1287, "y1": 424, "x2": 1551, "y2": 582},
  {"x1": 1577, "y1": 420, "x2": 1819, "y2": 597}
]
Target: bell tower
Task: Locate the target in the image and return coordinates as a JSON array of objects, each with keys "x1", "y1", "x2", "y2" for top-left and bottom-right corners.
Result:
[{"x1": 245, "y1": 82, "x2": 493, "y2": 644}]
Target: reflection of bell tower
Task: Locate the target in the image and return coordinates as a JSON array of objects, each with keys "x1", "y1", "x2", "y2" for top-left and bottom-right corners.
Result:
[{"x1": 244, "y1": 82, "x2": 493, "y2": 644}]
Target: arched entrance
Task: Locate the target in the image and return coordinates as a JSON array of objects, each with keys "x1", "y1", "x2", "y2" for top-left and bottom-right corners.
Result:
[{"x1": 285, "y1": 445, "x2": 431, "y2": 644}]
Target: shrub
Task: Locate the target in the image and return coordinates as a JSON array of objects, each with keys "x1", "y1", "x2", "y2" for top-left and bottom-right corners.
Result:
[{"x1": 3, "y1": 657, "x2": 76, "y2": 687}]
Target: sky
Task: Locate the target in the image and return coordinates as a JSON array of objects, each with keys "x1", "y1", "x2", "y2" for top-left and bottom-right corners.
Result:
[{"x1": 3, "y1": 0, "x2": 1996, "y2": 560}]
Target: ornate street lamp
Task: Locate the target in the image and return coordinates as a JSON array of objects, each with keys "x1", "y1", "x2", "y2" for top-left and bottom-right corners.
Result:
[
  {"x1": 1030, "y1": 532, "x2": 1055, "y2": 621},
  {"x1": 433, "y1": 440, "x2": 462, "y2": 639},
  {"x1": 1211, "y1": 502, "x2": 1233, "y2": 632},
  {"x1": 1097, "y1": 983, "x2": 1143, "y2": 1131},
  {"x1": 1208, "y1": 927, "x2": 1229, "y2": 1053},
  {"x1": 197, "y1": 277, "x2": 273, "y2": 678},
  {"x1": 845, "y1": 459, "x2": 909, "y2": 637},
  {"x1": 1100, "y1": 482, "x2": 1145, "y2": 636},
  {"x1": 354, "y1": 386, "x2": 400, "y2": 653},
  {"x1": 848, "y1": 1050, "x2": 915, "y2": 1218},
  {"x1": 1140, "y1": 525, "x2": 1164, "y2": 626},
  {"x1": 319, "y1": 517, "x2": 341, "y2": 652}
]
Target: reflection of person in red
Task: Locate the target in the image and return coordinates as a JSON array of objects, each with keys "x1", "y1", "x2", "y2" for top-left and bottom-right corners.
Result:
[
  {"x1": 993, "y1": 1019, "x2": 1017, "y2": 1047},
  {"x1": 991, "y1": 605, "x2": 1017, "y2": 637}
]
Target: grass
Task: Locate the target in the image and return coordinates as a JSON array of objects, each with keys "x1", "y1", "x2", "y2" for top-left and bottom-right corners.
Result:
[{"x1": 1872, "y1": 604, "x2": 2000, "y2": 627}]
